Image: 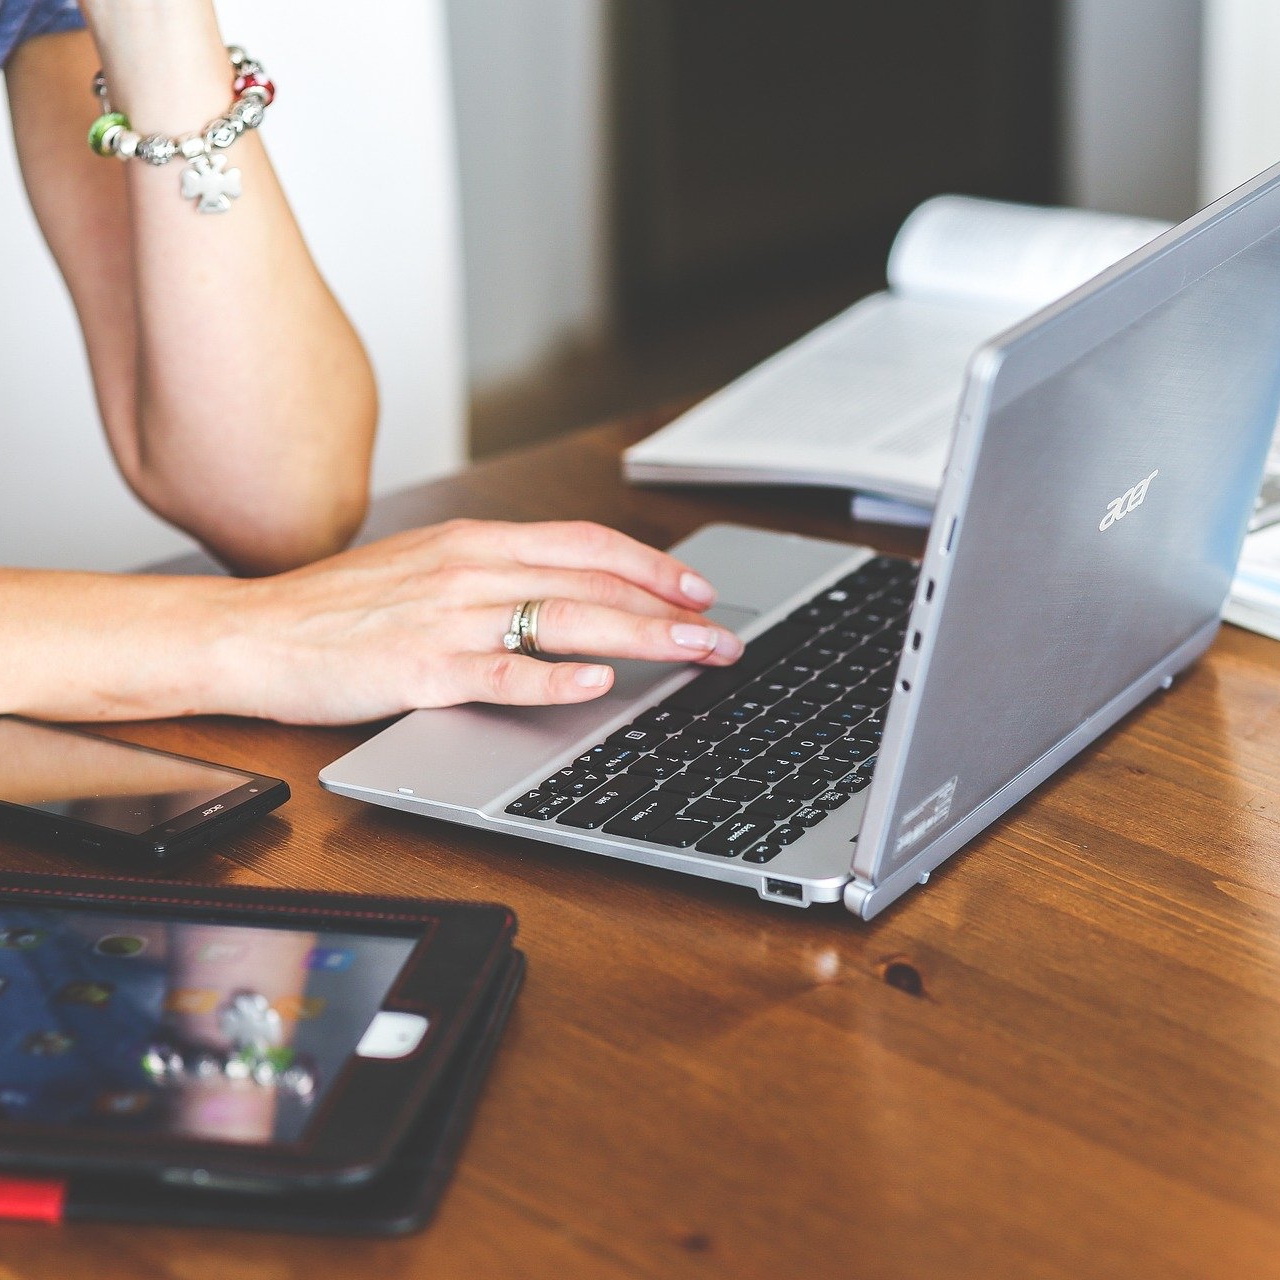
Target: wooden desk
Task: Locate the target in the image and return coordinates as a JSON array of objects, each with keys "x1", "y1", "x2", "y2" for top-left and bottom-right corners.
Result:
[{"x1": 4, "y1": 417, "x2": 1280, "y2": 1280}]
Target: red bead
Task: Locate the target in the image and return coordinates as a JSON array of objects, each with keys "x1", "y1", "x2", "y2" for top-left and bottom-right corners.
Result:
[{"x1": 234, "y1": 74, "x2": 275, "y2": 106}]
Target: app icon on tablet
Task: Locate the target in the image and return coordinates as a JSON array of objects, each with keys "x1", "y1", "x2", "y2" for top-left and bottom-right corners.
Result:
[{"x1": 94, "y1": 934, "x2": 148, "y2": 958}]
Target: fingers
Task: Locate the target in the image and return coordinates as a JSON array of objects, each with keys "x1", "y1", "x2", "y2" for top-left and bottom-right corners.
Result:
[
  {"x1": 448, "y1": 519, "x2": 719, "y2": 613},
  {"x1": 451, "y1": 653, "x2": 617, "y2": 706},
  {"x1": 515, "y1": 598, "x2": 744, "y2": 665},
  {"x1": 424, "y1": 562, "x2": 705, "y2": 624}
]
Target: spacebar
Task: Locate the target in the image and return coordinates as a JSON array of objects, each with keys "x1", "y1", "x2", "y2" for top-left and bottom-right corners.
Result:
[{"x1": 662, "y1": 622, "x2": 810, "y2": 714}]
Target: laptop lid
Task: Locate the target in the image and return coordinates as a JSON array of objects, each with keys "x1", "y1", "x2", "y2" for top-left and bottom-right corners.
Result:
[{"x1": 850, "y1": 164, "x2": 1280, "y2": 910}]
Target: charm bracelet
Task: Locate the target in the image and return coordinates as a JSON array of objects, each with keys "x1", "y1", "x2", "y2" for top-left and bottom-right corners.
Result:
[{"x1": 87, "y1": 45, "x2": 275, "y2": 214}]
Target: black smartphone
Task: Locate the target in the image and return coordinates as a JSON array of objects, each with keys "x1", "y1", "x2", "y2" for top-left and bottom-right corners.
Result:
[
  {"x1": 0, "y1": 717, "x2": 290, "y2": 864},
  {"x1": 0, "y1": 875, "x2": 518, "y2": 1195}
]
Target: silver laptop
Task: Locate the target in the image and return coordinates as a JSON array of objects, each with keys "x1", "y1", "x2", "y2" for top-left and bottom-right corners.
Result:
[{"x1": 322, "y1": 163, "x2": 1280, "y2": 919}]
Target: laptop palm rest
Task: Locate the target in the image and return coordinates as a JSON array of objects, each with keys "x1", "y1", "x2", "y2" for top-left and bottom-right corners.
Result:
[{"x1": 320, "y1": 604, "x2": 759, "y2": 813}]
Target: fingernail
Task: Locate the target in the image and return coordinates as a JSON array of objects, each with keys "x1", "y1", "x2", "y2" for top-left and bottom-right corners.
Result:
[
  {"x1": 680, "y1": 572, "x2": 717, "y2": 606},
  {"x1": 574, "y1": 665, "x2": 611, "y2": 688},
  {"x1": 714, "y1": 630, "x2": 744, "y2": 660},
  {"x1": 672, "y1": 623, "x2": 719, "y2": 651}
]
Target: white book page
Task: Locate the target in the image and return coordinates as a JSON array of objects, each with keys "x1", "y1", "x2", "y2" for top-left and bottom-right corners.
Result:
[
  {"x1": 624, "y1": 293, "x2": 1022, "y2": 504},
  {"x1": 887, "y1": 195, "x2": 1171, "y2": 313}
]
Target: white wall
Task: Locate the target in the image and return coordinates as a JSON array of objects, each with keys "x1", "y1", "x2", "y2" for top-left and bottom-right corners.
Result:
[
  {"x1": 0, "y1": 0, "x2": 465, "y2": 572},
  {"x1": 1062, "y1": 0, "x2": 1203, "y2": 220},
  {"x1": 1201, "y1": 0, "x2": 1280, "y2": 202},
  {"x1": 445, "y1": 0, "x2": 609, "y2": 391}
]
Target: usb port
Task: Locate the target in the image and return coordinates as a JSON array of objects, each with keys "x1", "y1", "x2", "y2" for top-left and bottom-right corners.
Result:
[{"x1": 764, "y1": 878, "x2": 804, "y2": 903}]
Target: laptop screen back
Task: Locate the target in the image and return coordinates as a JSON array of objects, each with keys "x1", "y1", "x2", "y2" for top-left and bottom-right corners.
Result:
[{"x1": 858, "y1": 174, "x2": 1280, "y2": 885}]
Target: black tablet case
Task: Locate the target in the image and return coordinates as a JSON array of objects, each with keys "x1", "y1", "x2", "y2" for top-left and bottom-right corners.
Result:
[
  {"x1": 61, "y1": 948, "x2": 525, "y2": 1236},
  {"x1": 0, "y1": 872, "x2": 524, "y2": 1236}
]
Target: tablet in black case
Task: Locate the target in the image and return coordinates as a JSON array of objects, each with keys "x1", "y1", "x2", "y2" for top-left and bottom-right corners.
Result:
[{"x1": 0, "y1": 873, "x2": 523, "y2": 1235}]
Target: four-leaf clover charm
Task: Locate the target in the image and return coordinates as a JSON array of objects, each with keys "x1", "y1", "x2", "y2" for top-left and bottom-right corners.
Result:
[{"x1": 180, "y1": 153, "x2": 242, "y2": 214}]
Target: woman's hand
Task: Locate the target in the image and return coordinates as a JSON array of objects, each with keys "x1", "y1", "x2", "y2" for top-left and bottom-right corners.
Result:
[{"x1": 230, "y1": 519, "x2": 745, "y2": 724}]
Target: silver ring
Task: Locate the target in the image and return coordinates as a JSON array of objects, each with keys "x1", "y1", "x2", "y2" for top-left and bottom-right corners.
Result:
[
  {"x1": 502, "y1": 603, "x2": 526, "y2": 653},
  {"x1": 517, "y1": 599, "x2": 543, "y2": 657}
]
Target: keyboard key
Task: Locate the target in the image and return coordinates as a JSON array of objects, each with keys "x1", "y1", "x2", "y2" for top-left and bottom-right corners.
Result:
[
  {"x1": 505, "y1": 790, "x2": 577, "y2": 821},
  {"x1": 770, "y1": 735, "x2": 824, "y2": 765},
  {"x1": 663, "y1": 733, "x2": 711, "y2": 762},
  {"x1": 826, "y1": 702, "x2": 874, "y2": 728},
  {"x1": 605, "y1": 726, "x2": 668, "y2": 753},
  {"x1": 576, "y1": 745, "x2": 643, "y2": 774},
  {"x1": 696, "y1": 818, "x2": 775, "y2": 858},
  {"x1": 771, "y1": 698, "x2": 822, "y2": 723},
  {"x1": 810, "y1": 789, "x2": 856, "y2": 811},
  {"x1": 661, "y1": 769, "x2": 718, "y2": 797},
  {"x1": 807, "y1": 680, "x2": 855, "y2": 705},
  {"x1": 772, "y1": 774, "x2": 826, "y2": 801},
  {"x1": 742, "y1": 841, "x2": 786, "y2": 864},
  {"x1": 771, "y1": 823, "x2": 808, "y2": 845},
  {"x1": 751, "y1": 716, "x2": 795, "y2": 741},
  {"x1": 824, "y1": 738, "x2": 877, "y2": 764},
  {"x1": 789, "y1": 806, "x2": 829, "y2": 828},
  {"x1": 739, "y1": 680, "x2": 791, "y2": 706},
  {"x1": 717, "y1": 698, "x2": 766, "y2": 726},
  {"x1": 697, "y1": 752, "x2": 744, "y2": 778},
  {"x1": 803, "y1": 720, "x2": 847, "y2": 743},
  {"x1": 737, "y1": 757, "x2": 795, "y2": 783},
  {"x1": 718, "y1": 734, "x2": 769, "y2": 761},
  {"x1": 798, "y1": 757, "x2": 851, "y2": 782},
  {"x1": 558, "y1": 776, "x2": 654, "y2": 829},
  {"x1": 627, "y1": 754, "x2": 686, "y2": 780},
  {"x1": 770, "y1": 661, "x2": 821, "y2": 687},
  {"x1": 645, "y1": 816, "x2": 716, "y2": 848},
  {"x1": 633, "y1": 707, "x2": 693, "y2": 734},
  {"x1": 710, "y1": 776, "x2": 769, "y2": 803},
  {"x1": 683, "y1": 796, "x2": 741, "y2": 824},
  {"x1": 505, "y1": 789, "x2": 547, "y2": 815},
  {"x1": 743, "y1": 794, "x2": 799, "y2": 822},
  {"x1": 602, "y1": 791, "x2": 685, "y2": 838},
  {"x1": 685, "y1": 716, "x2": 738, "y2": 743},
  {"x1": 540, "y1": 767, "x2": 609, "y2": 796},
  {"x1": 662, "y1": 622, "x2": 811, "y2": 713}
]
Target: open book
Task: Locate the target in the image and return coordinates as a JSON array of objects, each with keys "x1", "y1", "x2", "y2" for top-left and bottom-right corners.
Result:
[{"x1": 623, "y1": 196, "x2": 1170, "y2": 506}]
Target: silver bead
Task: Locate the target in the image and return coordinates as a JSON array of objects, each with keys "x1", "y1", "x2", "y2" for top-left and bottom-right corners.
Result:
[
  {"x1": 241, "y1": 85, "x2": 271, "y2": 108},
  {"x1": 137, "y1": 133, "x2": 177, "y2": 166},
  {"x1": 114, "y1": 129, "x2": 140, "y2": 160},
  {"x1": 223, "y1": 1054, "x2": 252, "y2": 1081},
  {"x1": 92, "y1": 71, "x2": 107, "y2": 99},
  {"x1": 238, "y1": 59, "x2": 264, "y2": 79},
  {"x1": 192, "y1": 1051, "x2": 223, "y2": 1078},
  {"x1": 226, "y1": 45, "x2": 248, "y2": 68},
  {"x1": 231, "y1": 97, "x2": 265, "y2": 130},
  {"x1": 179, "y1": 135, "x2": 206, "y2": 161},
  {"x1": 280, "y1": 1064, "x2": 317, "y2": 1098},
  {"x1": 205, "y1": 117, "x2": 239, "y2": 150}
]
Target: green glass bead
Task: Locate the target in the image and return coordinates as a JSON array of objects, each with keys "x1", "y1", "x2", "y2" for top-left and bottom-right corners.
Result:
[{"x1": 87, "y1": 111, "x2": 129, "y2": 157}]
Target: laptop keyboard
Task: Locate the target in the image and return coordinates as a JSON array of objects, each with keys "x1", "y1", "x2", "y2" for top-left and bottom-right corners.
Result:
[{"x1": 504, "y1": 555, "x2": 919, "y2": 865}]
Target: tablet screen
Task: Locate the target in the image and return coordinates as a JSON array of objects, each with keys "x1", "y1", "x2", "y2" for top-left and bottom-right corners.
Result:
[{"x1": 0, "y1": 907, "x2": 419, "y2": 1146}]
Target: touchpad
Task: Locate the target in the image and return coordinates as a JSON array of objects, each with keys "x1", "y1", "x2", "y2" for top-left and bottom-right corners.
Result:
[{"x1": 706, "y1": 602, "x2": 759, "y2": 634}]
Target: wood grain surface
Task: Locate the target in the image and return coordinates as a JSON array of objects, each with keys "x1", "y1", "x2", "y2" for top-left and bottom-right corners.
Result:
[{"x1": 3, "y1": 418, "x2": 1280, "y2": 1279}]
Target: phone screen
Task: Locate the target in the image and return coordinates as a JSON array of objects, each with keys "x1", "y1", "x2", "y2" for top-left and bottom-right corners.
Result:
[
  {"x1": 0, "y1": 906, "x2": 419, "y2": 1146},
  {"x1": 0, "y1": 718, "x2": 257, "y2": 836}
]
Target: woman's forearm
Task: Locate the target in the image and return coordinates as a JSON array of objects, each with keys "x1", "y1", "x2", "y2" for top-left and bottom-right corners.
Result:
[
  {"x1": 8, "y1": 15, "x2": 377, "y2": 576},
  {"x1": 0, "y1": 568, "x2": 248, "y2": 721}
]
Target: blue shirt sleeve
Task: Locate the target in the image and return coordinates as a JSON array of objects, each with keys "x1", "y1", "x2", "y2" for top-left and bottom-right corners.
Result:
[{"x1": 0, "y1": 0, "x2": 87, "y2": 69}]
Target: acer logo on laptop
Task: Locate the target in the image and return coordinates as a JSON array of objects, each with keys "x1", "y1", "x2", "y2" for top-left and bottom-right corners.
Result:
[{"x1": 1100, "y1": 469, "x2": 1159, "y2": 531}]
